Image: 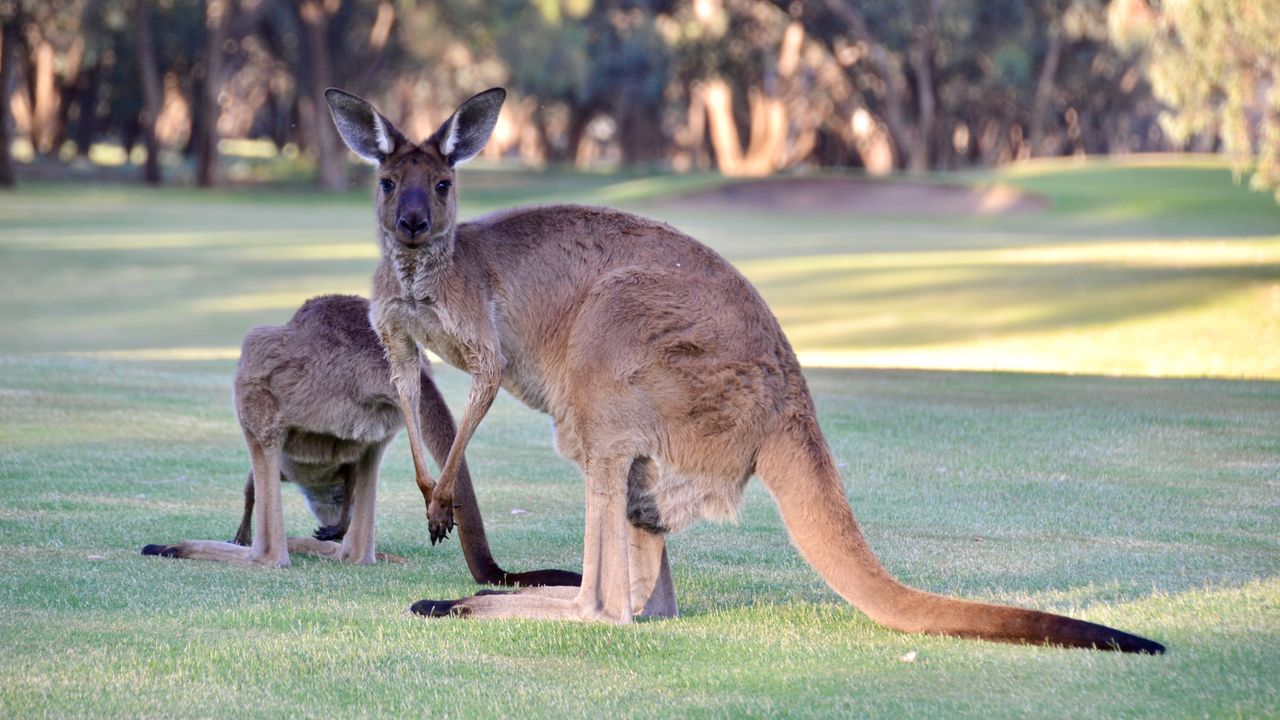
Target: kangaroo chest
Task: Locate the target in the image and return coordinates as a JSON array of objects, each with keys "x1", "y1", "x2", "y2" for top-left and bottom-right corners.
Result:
[
  {"x1": 402, "y1": 303, "x2": 470, "y2": 371},
  {"x1": 397, "y1": 297, "x2": 550, "y2": 413}
]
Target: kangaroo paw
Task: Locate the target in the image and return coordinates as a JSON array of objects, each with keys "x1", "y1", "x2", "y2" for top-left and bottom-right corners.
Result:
[{"x1": 427, "y1": 498, "x2": 455, "y2": 545}]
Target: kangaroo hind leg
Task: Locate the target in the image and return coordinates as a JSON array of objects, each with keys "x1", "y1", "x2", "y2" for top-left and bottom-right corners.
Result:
[
  {"x1": 630, "y1": 526, "x2": 677, "y2": 618},
  {"x1": 410, "y1": 456, "x2": 635, "y2": 622},
  {"x1": 337, "y1": 441, "x2": 388, "y2": 564},
  {"x1": 142, "y1": 438, "x2": 286, "y2": 566},
  {"x1": 624, "y1": 456, "x2": 677, "y2": 618}
]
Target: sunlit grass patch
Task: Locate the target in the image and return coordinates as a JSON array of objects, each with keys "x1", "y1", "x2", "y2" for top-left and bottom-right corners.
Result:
[
  {"x1": 185, "y1": 289, "x2": 367, "y2": 314},
  {"x1": 3, "y1": 156, "x2": 1276, "y2": 376},
  {"x1": 65, "y1": 347, "x2": 245, "y2": 361}
]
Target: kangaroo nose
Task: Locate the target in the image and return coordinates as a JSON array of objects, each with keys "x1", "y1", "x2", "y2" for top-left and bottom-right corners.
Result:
[{"x1": 397, "y1": 214, "x2": 429, "y2": 239}]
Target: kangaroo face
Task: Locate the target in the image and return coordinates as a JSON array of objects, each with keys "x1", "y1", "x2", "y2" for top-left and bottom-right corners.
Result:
[
  {"x1": 326, "y1": 87, "x2": 506, "y2": 261},
  {"x1": 376, "y1": 147, "x2": 456, "y2": 252}
]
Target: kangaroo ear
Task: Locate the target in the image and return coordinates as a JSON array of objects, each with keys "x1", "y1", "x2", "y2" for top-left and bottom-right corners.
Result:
[
  {"x1": 431, "y1": 88, "x2": 506, "y2": 167},
  {"x1": 324, "y1": 88, "x2": 405, "y2": 164}
]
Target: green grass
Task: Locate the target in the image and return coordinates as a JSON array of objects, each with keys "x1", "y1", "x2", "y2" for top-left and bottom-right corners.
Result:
[{"x1": 1, "y1": 157, "x2": 1278, "y2": 718}]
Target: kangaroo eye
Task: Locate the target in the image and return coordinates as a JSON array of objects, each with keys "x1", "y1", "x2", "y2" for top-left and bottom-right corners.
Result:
[
  {"x1": 379, "y1": 178, "x2": 395, "y2": 192},
  {"x1": 435, "y1": 180, "x2": 452, "y2": 195}
]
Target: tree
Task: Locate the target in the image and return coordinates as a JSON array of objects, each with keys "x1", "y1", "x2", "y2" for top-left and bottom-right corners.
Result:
[
  {"x1": 1, "y1": 0, "x2": 1175, "y2": 181},
  {"x1": 1112, "y1": 0, "x2": 1280, "y2": 197},
  {"x1": 0, "y1": 1, "x2": 21, "y2": 188},
  {"x1": 784, "y1": 0, "x2": 943, "y2": 173},
  {"x1": 133, "y1": 0, "x2": 163, "y2": 184},
  {"x1": 291, "y1": 0, "x2": 344, "y2": 190},
  {"x1": 193, "y1": 0, "x2": 232, "y2": 187}
]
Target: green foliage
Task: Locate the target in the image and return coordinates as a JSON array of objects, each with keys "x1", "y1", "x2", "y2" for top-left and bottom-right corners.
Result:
[
  {"x1": 467, "y1": 0, "x2": 590, "y2": 103},
  {"x1": 2, "y1": 0, "x2": 1180, "y2": 180},
  {"x1": 1115, "y1": 0, "x2": 1280, "y2": 198}
]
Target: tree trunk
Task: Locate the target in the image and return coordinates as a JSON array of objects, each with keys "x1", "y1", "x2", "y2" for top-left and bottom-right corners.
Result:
[
  {"x1": 566, "y1": 110, "x2": 594, "y2": 167},
  {"x1": 906, "y1": 0, "x2": 941, "y2": 174},
  {"x1": 700, "y1": 77, "x2": 789, "y2": 177},
  {"x1": 875, "y1": 60, "x2": 912, "y2": 171},
  {"x1": 70, "y1": 60, "x2": 101, "y2": 158},
  {"x1": 617, "y1": 106, "x2": 665, "y2": 166},
  {"x1": 672, "y1": 82, "x2": 711, "y2": 171},
  {"x1": 809, "y1": 0, "x2": 913, "y2": 170},
  {"x1": 196, "y1": 0, "x2": 230, "y2": 187},
  {"x1": 30, "y1": 40, "x2": 60, "y2": 156},
  {"x1": 1029, "y1": 20, "x2": 1064, "y2": 157},
  {"x1": 741, "y1": 86, "x2": 787, "y2": 174},
  {"x1": 297, "y1": 0, "x2": 346, "y2": 192},
  {"x1": 529, "y1": 106, "x2": 554, "y2": 162},
  {"x1": 0, "y1": 11, "x2": 20, "y2": 188},
  {"x1": 134, "y1": 0, "x2": 164, "y2": 185},
  {"x1": 700, "y1": 78, "x2": 745, "y2": 174}
]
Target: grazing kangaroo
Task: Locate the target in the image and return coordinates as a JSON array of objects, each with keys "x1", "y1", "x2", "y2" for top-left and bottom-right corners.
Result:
[
  {"x1": 142, "y1": 294, "x2": 582, "y2": 587},
  {"x1": 325, "y1": 87, "x2": 1164, "y2": 652}
]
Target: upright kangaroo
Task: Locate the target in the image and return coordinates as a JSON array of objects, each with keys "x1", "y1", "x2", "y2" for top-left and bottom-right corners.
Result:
[
  {"x1": 325, "y1": 88, "x2": 1164, "y2": 652},
  {"x1": 143, "y1": 294, "x2": 581, "y2": 587}
]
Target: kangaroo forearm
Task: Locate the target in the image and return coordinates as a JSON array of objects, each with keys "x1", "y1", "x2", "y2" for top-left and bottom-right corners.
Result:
[
  {"x1": 398, "y1": 393, "x2": 436, "y2": 500},
  {"x1": 380, "y1": 324, "x2": 440, "y2": 499},
  {"x1": 435, "y1": 372, "x2": 499, "y2": 498},
  {"x1": 416, "y1": 369, "x2": 461, "y2": 468},
  {"x1": 415, "y1": 369, "x2": 514, "y2": 581},
  {"x1": 391, "y1": 360, "x2": 437, "y2": 501}
]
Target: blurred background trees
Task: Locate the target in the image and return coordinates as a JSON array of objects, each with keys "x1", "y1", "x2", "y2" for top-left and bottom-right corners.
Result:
[
  {"x1": 1110, "y1": 0, "x2": 1280, "y2": 199},
  {"x1": 0, "y1": 0, "x2": 1270, "y2": 191}
]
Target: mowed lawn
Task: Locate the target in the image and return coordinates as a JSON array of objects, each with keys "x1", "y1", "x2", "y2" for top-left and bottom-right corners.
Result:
[{"x1": 0, "y1": 158, "x2": 1277, "y2": 717}]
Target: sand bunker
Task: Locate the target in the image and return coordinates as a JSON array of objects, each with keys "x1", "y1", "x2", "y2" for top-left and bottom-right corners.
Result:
[{"x1": 665, "y1": 177, "x2": 1047, "y2": 216}]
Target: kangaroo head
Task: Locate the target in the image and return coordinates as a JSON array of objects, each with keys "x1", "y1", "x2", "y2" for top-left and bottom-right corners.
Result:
[{"x1": 325, "y1": 87, "x2": 506, "y2": 256}]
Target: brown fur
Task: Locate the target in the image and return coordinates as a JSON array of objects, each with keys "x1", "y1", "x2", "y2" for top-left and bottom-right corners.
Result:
[
  {"x1": 325, "y1": 88, "x2": 1163, "y2": 651},
  {"x1": 142, "y1": 294, "x2": 581, "y2": 586}
]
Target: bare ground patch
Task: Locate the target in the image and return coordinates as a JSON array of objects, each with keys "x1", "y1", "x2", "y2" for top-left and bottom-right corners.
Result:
[{"x1": 661, "y1": 177, "x2": 1048, "y2": 216}]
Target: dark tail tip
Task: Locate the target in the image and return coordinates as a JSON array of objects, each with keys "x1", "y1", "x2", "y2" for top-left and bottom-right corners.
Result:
[
  {"x1": 499, "y1": 568, "x2": 584, "y2": 587},
  {"x1": 1048, "y1": 616, "x2": 1165, "y2": 654},
  {"x1": 409, "y1": 598, "x2": 470, "y2": 618},
  {"x1": 140, "y1": 543, "x2": 179, "y2": 558},
  {"x1": 1106, "y1": 631, "x2": 1165, "y2": 655},
  {"x1": 939, "y1": 606, "x2": 1166, "y2": 654}
]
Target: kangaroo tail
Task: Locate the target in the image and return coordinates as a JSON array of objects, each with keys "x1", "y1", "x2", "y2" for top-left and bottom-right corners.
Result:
[
  {"x1": 450, "y1": 457, "x2": 583, "y2": 587},
  {"x1": 417, "y1": 368, "x2": 582, "y2": 588},
  {"x1": 757, "y1": 415, "x2": 1163, "y2": 654},
  {"x1": 233, "y1": 470, "x2": 254, "y2": 546}
]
